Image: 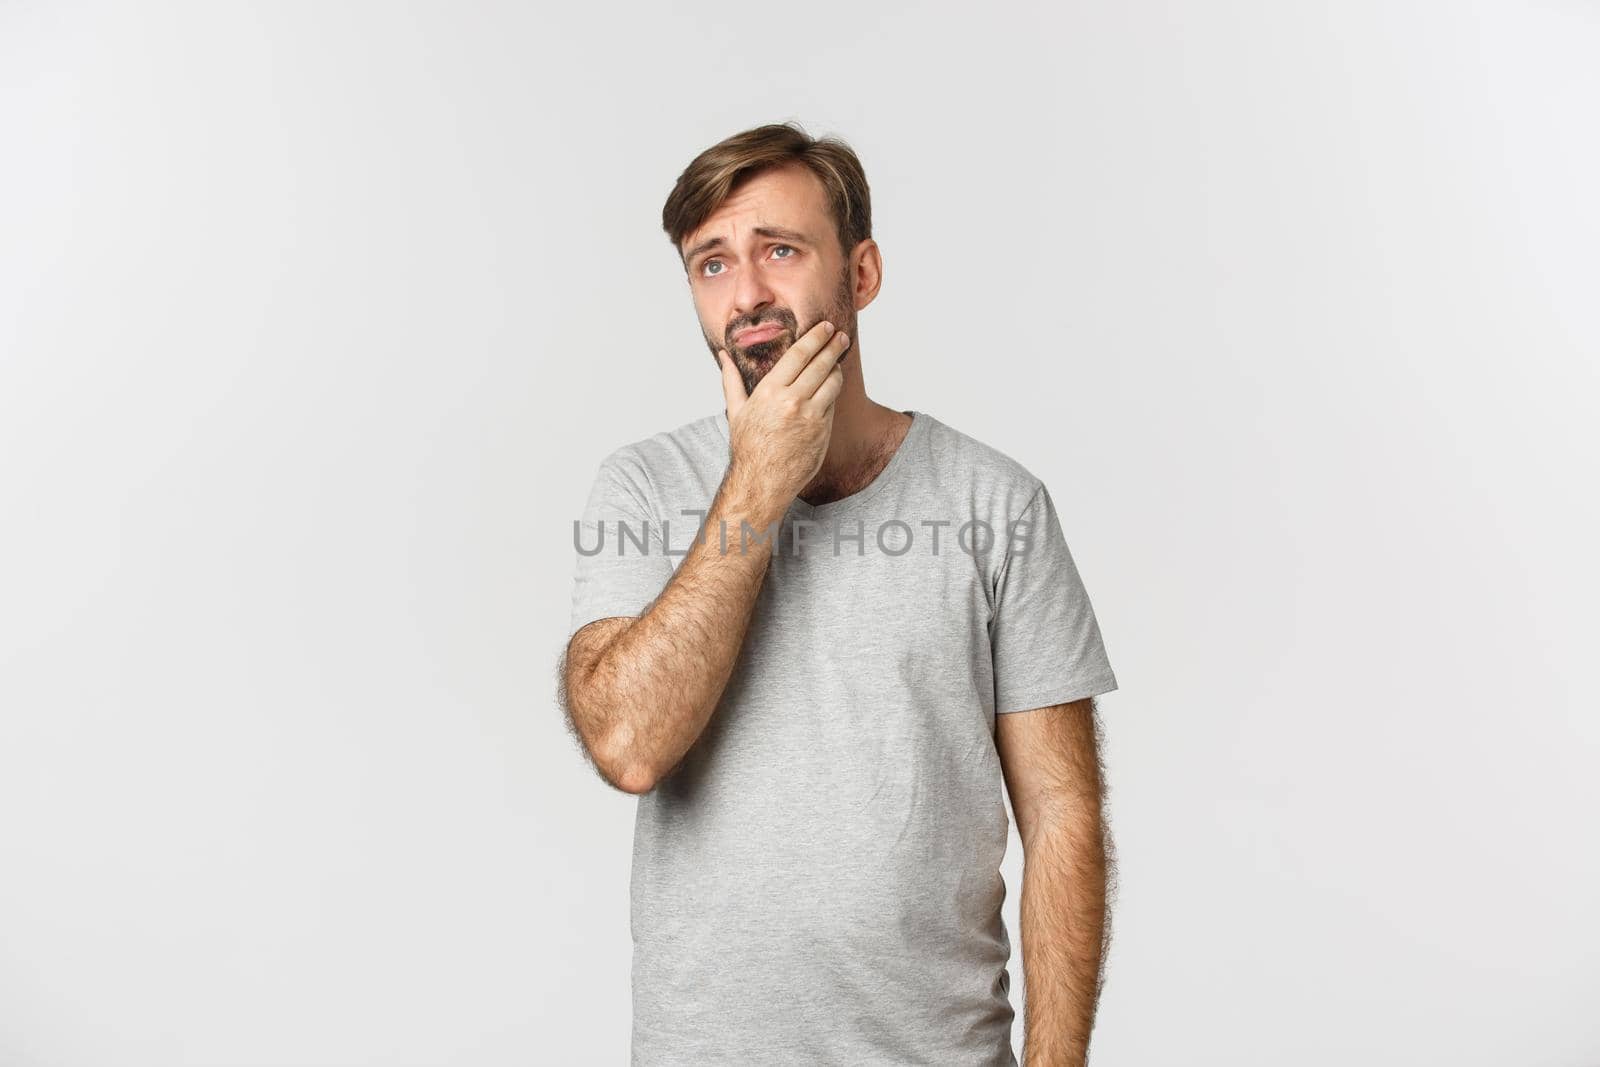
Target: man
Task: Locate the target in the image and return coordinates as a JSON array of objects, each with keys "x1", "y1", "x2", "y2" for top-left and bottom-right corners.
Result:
[{"x1": 558, "y1": 121, "x2": 1119, "y2": 1067}]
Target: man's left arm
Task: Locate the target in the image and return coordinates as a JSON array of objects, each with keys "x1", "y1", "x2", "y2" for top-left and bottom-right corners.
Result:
[{"x1": 996, "y1": 696, "x2": 1114, "y2": 1067}]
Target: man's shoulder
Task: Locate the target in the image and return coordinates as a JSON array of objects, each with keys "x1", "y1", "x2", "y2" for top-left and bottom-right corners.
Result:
[
  {"x1": 591, "y1": 410, "x2": 727, "y2": 485},
  {"x1": 917, "y1": 410, "x2": 1046, "y2": 503}
]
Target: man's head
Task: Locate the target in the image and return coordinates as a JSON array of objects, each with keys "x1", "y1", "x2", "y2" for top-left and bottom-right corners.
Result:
[{"x1": 662, "y1": 122, "x2": 881, "y2": 397}]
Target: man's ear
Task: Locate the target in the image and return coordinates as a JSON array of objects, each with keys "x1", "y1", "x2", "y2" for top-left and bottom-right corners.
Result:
[{"x1": 851, "y1": 238, "x2": 884, "y2": 310}]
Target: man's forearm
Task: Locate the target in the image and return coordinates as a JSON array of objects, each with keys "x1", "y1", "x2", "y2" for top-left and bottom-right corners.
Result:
[
  {"x1": 1018, "y1": 806, "x2": 1110, "y2": 1067},
  {"x1": 568, "y1": 464, "x2": 787, "y2": 792}
]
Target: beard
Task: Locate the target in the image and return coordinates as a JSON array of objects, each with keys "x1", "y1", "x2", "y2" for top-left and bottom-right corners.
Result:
[{"x1": 719, "y1": 271, "x2": 855, "y2": 398}]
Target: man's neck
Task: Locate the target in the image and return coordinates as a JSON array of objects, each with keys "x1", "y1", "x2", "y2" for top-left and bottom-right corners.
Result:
[{"x1": 798, "y1": 388, "x2": 913, "y2": 506}]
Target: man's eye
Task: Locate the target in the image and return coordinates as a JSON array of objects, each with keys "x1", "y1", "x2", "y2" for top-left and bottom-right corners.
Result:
[{"x1": 702, "y1": 246, "x2": 792, "y2": 277}]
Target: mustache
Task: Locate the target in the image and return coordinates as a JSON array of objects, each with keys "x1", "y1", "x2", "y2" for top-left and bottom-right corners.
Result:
[{"x1": 728, "y1": 312, "x2": 795, "y2": 340}]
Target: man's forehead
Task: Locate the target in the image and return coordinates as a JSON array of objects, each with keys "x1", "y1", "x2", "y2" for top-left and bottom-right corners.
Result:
[
  {"x1": 684, "y1": 168, "x2": 827, "y2": 249},
  {"x1": 689, "y1": 215, "x2": 804, "y2": 244}
]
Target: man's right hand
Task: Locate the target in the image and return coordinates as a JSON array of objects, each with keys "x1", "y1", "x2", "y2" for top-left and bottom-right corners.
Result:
[{"x1": 719, "y1": 319, "x2": 850, "y2": 516}]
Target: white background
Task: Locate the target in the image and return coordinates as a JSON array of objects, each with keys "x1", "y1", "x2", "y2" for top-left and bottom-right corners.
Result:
[{"x1": 2, "y1": 2, "x2": 1596, "y2": 1064}]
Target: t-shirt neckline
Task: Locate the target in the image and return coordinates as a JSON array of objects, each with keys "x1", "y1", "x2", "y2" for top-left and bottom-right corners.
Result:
[{"x1": 715, "y1": 408, "x2": 928, "y2": 518}]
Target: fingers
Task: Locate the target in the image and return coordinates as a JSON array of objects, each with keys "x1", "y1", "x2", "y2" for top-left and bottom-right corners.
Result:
[
  {"x1": 764, "y1": 319, "x2": 841, "y2": 389},
  {"x1": 719, "y1": 350, "x2": 747, "y2": 420},
  {"x1": 806, "y1": 359, "x2": 846, "y2": 413},
  {"x1": 790, "y1": 327, "x2": 850, "y2": 398}
]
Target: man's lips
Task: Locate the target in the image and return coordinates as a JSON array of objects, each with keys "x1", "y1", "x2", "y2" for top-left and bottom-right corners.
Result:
[{"x1": 733, "y1": 323, "x2": 785, "y2": 345}]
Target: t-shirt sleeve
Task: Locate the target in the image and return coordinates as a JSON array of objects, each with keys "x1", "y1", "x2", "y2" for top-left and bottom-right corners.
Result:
[
  {"x1": 989, "y1": 481, "x2": 1118, "y2": 714},
  {"x1": 568, "y1": 452, "x2": 676, "y2": 641}
]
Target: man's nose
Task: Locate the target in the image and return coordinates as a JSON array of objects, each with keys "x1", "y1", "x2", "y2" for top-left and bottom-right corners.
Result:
[{"x1": 731, "y1": 266, "x2": 776, "y2": 320}]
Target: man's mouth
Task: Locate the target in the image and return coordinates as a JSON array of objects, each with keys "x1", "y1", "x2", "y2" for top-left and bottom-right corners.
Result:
[{"x1": 734, "y1": 323, "x2": 785, "y2": 345}]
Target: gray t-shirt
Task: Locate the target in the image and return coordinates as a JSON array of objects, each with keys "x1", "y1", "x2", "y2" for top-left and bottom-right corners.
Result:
[{"x1": 568, "y1": 408, "x2": 1117, "y2": 1066}]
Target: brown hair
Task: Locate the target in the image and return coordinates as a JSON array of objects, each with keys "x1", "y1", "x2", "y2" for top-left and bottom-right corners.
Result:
[{"x1": 661, "y1": 121, "x2": 872, "y2": 270}]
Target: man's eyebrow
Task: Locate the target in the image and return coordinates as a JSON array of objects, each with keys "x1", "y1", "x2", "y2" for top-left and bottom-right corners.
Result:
[{"x1": 684, "y1": 226, "x2": 814, "y2": 266}]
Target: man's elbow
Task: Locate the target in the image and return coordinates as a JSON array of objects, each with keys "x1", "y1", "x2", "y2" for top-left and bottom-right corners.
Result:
[
  {"x1": 612, "y1": 764, "x2": 657, "y2": 795},
  {"x1": 593, "y1": 725, "x2": 658, "y2": 795},
  {"x1": 562, "y1": 654, "x2": 651, "y2": 794}
]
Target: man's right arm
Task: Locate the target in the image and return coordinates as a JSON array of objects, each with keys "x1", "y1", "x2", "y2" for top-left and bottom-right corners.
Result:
[
  {"x1": 560, "y1": 463, "x2": 785, "y2": 794},
  {"x1": 559, "y1": 319, "x2": 851, "y2": 794}
]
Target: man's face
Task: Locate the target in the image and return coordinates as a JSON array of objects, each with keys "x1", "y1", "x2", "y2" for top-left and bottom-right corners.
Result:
[{"x1": 681, "y1": 163, "x2": 858, "y2": 397}]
